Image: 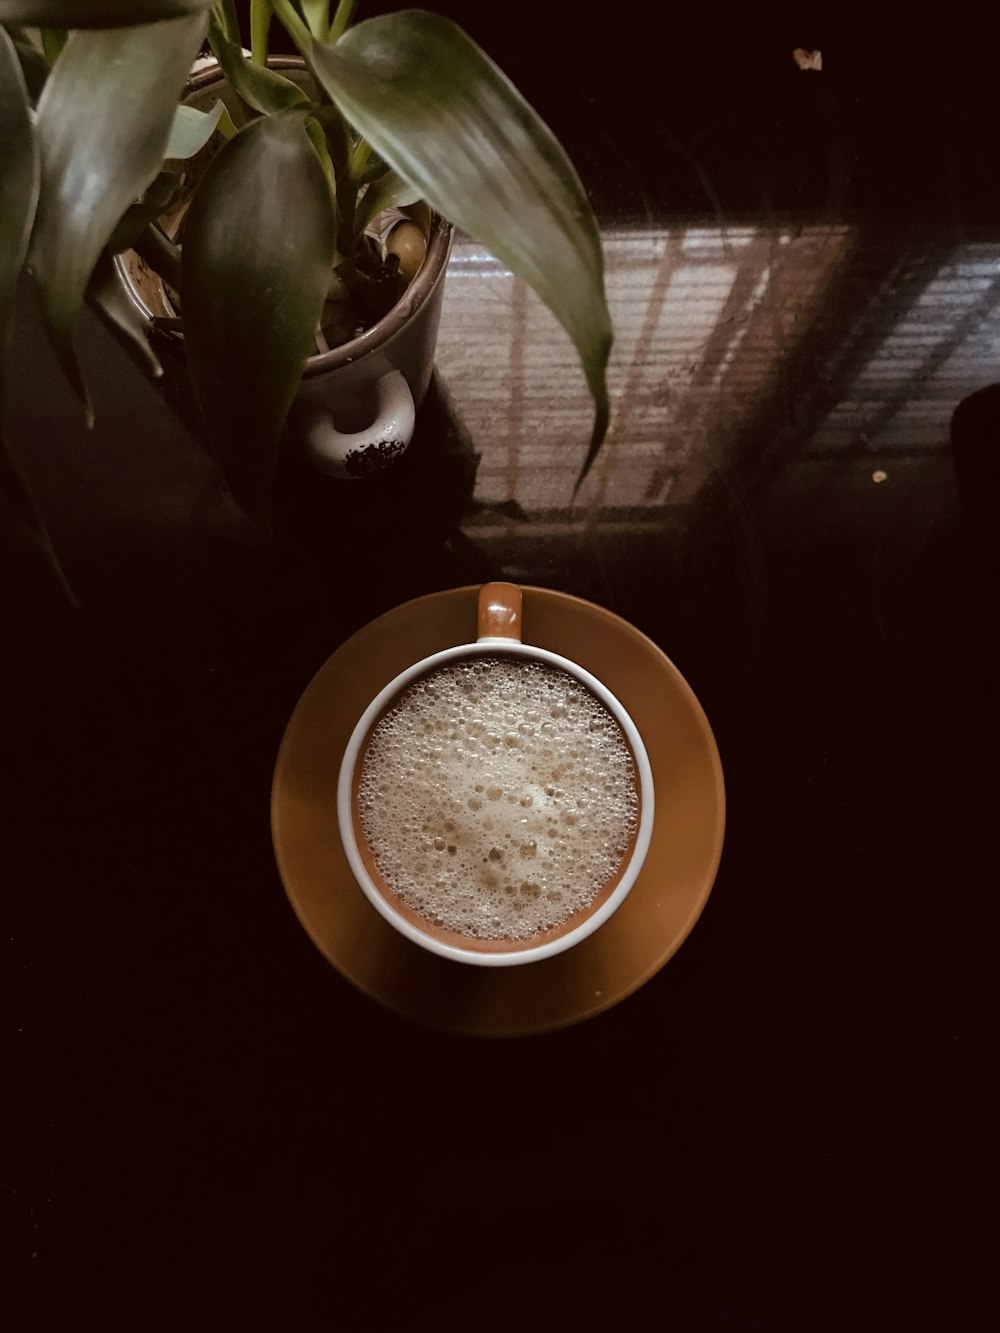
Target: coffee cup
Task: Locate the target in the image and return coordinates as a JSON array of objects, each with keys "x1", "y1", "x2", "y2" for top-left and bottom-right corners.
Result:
[{"x1": 337, "y1": 583, "x2": 655, "y2": 966}]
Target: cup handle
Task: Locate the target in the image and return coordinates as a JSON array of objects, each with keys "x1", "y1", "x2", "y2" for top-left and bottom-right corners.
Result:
[
  {"x1": 296, "y1": 369, "x2": 415, "y2": 479},
  {"x1": 477, "y1": 582, "x2": 523, "y2": 642}
]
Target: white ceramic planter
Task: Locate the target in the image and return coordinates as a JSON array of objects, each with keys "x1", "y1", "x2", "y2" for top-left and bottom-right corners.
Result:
[
  {"x1": 114, "y1": 57, "x2": 454, "y2": 480},
  {"x1": 287, "y1": 210, "x2": 453, "y2": 478}
]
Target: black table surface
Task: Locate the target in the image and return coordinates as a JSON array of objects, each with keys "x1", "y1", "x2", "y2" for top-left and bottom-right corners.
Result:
[{"x1": 4, "y1": 9, "x2": 997, "y2": 1331}]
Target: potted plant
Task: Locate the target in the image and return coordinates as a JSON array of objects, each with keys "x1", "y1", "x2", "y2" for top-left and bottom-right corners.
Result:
[
  {"x1": 112, "y1": 48, "x2": 459, "y2": 488},
  {"x1": 0, "y1": 1, "x2": 612, "y2": 585}
]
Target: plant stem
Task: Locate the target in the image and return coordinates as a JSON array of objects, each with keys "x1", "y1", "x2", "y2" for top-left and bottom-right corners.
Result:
[
  {"x1": 270, "y1": 0, "x2": 313, "y2": 56},
  {"x1": 212, "y1": 0, "x2": 241, "y2": 46},
  {"x1": 268, "y1": 0, "x2": 332, "y2": 111},
  {"x1": 133, "y1": 224, "x2": 182, "y2": 295},
  {"x1": 250, "y1": 0, "x2": 272, "y2": 66},
  {"x1": 329, "y1": 1, "x2": 357, "y2": 43},
  {"x1": 336, "y1": 175, "x2": 357, "y2": 244},
  {"x1": 39, "y1": 27, "x2": 65, "y2": 64},
  {"x1": 300, "y1": 1, "x2": 332, "y2": 42},
  {"x1": 304, "y1": 115, "x2": 335, "y2": 186},
  {"x1": 216, "y1": 103, "x2": 239, "y2": 141},
  {"x1": 347, "y1": 136, "x2": 370, "y2": 180}
]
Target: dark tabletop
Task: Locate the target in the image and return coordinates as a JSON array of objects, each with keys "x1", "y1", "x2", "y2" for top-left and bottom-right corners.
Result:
[{"x1": 4, "y1": 7, "x2": 997, "y2": 1331}]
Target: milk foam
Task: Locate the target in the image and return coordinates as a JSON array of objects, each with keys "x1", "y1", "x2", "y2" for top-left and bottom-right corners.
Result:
[{"x1": 357, "y1": 657, "x2": 638, "y2": 940}]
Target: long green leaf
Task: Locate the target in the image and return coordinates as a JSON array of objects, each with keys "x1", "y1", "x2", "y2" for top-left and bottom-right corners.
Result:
[
  {"x1": 250, "y1": 0, "x2": 272, "y2": 64},
  {"x1": 27, "y1": 12, "x2": 207, "y2": 420},
  {"x1": 164, "y1": 99, "x2": 224, "y2": 159},
  {"x1": 305, "y1": 9, "x2": 612, "y2": 474},
  {"x1": 39, "y1": 26, "x2": 64, "y2": 62},
  {"x1": 299, "y1": 0, "x2": 330, "y2": 40},
  {"x1": 0, "y1": 25, "x2": 74, "y2": 600},
  {"x1": 353, "y1": 168, "x2": 420, "y2": 241},
  {"x1": 180, "y1": 110, "x2": 337, "y2": 528},
  {"x1": 0, "y1": 2, "x2": 212, "y2": 25},
  {"x1": 207, "y1": 13, "x2": 308, "y2": 116},
  {"x1": 4, "y1": 25, "x2": 49, "y2": 100},
  {"x1": 0, "y1": 24, "x2": 37, "y2": 344}
]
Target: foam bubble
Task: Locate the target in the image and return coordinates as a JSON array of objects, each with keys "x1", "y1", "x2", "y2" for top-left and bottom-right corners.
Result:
[{"x1": 357, "y1": 658, "x2": 638, "y2": 941}]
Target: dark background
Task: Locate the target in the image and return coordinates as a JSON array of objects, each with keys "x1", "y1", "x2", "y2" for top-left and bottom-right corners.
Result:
[{"x1": 4, "y1": 5, "x2": 997, "y2": 1330}]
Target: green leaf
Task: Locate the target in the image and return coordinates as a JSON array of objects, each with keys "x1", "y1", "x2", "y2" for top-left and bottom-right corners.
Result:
[
  {"x1": 0, "y1": 1, "x2": 212, "y2": 25},
  {"x1": 164, "y1": 99, "x2": 224, "y2": 160},
  {"x1": 306, "y1": 10, "x2": 612, "y2": 474},
  {"x1": 39, "y1": 26, "x2": 64, "y2": 62},
  {"x1": 0, "y1": 23, "x2": 38, "y2": 348},
  {"x1": 303, "y1": 113, "x2": 334, "y2": 183},
  {"x1": 3, "y1": 25, "x2": 49, "y2": 100},
  {"x1": 353, "y1": 169, "x2": 421, "y2": 241},
  {"x1": 327, "y1": 0, "x2": 356, "y2": 44},
  {"x1": 214, "y1": 0, "x2": 239, "y2": 43},
  {"x1": 299, "y1": 0, "x2": 330, "y2": 41},
  {"x1": 207, "y1": 13, "x2": 309, "y2": 116},
  {"x1": 27, "y1": 12, "x2": 207, "y2": 421},
  {"x1": 180, "y1": 110, "x2": 337, "y2": 528},
  {"x1": 0, "y1": 26, "x2": 73, "y2": 599},
  {"x1": 249, "y1": 0, "x2": 271, "y2": 64},
  {"x1": 307, "y1": 101, "x2": 351, "y2": 174}
]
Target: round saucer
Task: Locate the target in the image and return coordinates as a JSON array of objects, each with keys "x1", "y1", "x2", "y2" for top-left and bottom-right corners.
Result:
[{"x1": 271, "y1": 585, "x2": 725, "y2": 1036}]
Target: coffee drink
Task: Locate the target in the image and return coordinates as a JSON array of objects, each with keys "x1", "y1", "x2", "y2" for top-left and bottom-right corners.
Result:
[{"x1": 354, "y1": 655, "x2": 639, "y2": 943}]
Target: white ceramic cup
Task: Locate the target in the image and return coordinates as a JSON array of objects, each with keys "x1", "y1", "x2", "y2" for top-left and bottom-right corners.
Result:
[{"x1": 337, "y1": 583, "x2": 655, "y2": 966}]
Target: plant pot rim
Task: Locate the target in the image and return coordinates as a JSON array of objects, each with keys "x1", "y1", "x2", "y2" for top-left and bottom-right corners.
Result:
[
  {"x1": 300, "y1": 211, "x2": 453, "y2": 379},
  {"x1": 121, "y1": 54, "x2": 454, "y2": 378}
]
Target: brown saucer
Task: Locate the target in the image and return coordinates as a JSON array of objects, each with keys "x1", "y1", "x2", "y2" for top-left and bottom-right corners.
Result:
[{"x1": 271, "y1": 586, "x2": 725, "y2": 1036}]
